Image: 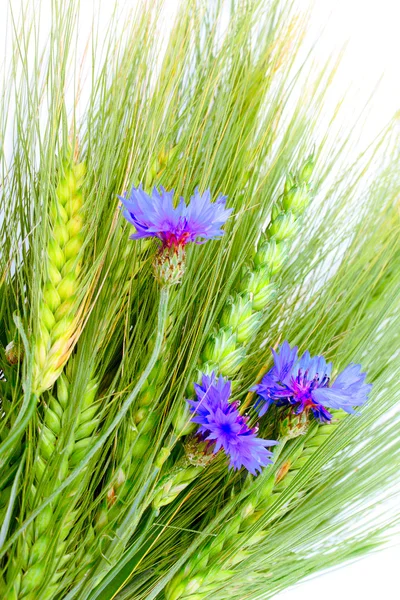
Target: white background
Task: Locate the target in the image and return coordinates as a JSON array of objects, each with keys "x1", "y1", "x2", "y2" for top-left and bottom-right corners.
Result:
[{"x1": 1, "y1": 0, "x2": 400, "y2": 598}]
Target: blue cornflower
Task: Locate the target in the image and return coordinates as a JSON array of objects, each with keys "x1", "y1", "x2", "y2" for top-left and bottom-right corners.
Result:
[
  {"x1": 119, "y1": 185, "x2": 232, "y2": 249},
  {"x1": 252, "y1": 341, "x2": 372, "y2": 423},
  {"x1": 188, "y1": 372, "x2": 277, "y2": 475}
]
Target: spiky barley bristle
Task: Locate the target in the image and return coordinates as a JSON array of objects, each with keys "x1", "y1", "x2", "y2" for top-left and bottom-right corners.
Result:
[{"x1": 32, "y1": 160, "x2": 86, "y2": 394}]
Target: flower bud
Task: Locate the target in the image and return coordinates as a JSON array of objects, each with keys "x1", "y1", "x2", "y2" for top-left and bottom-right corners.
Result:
[
  {"x1": 54, "y1": 297, "x2": 76, "y2": 321},
  {"x1": 279, "y1": 410, "x2": 309, "y2": 438},
  {"x1": 20, "y1": 563, "x2": 46, "y2": 594},
  {"x1": 65, "y1": 194, "x2": 83, "y2": 218},
  {"x1": 184, "y1": 436, "x2": 216, "y2": 467},
  {"x1": 218, "y1": 346, "x2": 246, "y2": 375},
  {"x1": 271, "y1": 202, "x2": 282, "y2": 221},
  {"x1": 202, "y1": 327, "x2": 237, "y2": 365},
  {"x1": 47, "y1": 262, "x2": 62, "y2": 286},
  {"x1": 267, "y1": 211, "x2": 297, "y2": 241},
  {"x1": 153, "y1": 245, "x2": 185, "y2": 286},
  {"x1": 131, "y1": 435, "x2": 149, "y2": 458},
  {"x1": 75, "y1": 418, "x2": 98, "y2": 440}
]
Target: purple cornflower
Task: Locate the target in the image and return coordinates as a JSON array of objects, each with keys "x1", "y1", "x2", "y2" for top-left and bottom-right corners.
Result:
[
  {"x1": 119, "y1": 185, "x2": 232, "y2": 249},
  {"x1": 188, "y1": 372, "x2": 277, "y2": 475},
  {"x1": 252, "y1": 341, "x2": 372, "y2": 423}
]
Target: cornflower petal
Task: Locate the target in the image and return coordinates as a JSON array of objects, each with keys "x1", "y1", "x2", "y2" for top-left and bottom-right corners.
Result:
[{"x1": 252, "y1": 341, "x2": 371, "y2": 423}]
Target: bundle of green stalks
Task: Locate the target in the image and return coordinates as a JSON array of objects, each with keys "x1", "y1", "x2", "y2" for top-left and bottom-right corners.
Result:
[{"x1": 0, "y1": 1, "x2": 399, "y2": 599}]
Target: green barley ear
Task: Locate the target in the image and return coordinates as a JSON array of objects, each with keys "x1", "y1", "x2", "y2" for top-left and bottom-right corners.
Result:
[
  {"x1": 7, "y1": 369, "x2": 101, "y2": 599},
  {"x1": 200, "y1": 155, "x2": 315, "y2": 379},
  {"x1": 32, "y1": 155, "x2": 86, "y2": 394},
  {"x1": 164, "y1": 410, "x2": 345, "y2": 600}
]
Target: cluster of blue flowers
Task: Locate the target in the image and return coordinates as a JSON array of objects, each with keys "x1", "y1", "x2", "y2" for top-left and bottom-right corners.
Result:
[{"x1": 121, "y1": 184, "x2": 372, "y2": 476}]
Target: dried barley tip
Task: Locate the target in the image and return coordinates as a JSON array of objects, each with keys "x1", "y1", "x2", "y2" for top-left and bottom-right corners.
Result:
[
  {"x1": 5, "y1": 340, "x2": 24, "y2": 365},
  {"x1": 119, "y1": 185, "x2": 232, "y2": 285},
  {"x1": 252, "y1": 340, "x2": 372, "y2": 423}
]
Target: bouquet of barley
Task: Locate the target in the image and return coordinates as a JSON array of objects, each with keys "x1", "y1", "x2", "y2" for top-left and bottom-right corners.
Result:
[{"x1": 0, "y1": 1, "x2": 399, "y2": 599}]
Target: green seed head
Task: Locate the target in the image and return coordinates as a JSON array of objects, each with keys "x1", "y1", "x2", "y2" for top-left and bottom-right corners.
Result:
[
  {"x1": 254, "y1": 238, "x2": 287, "y2": 274},
  {"x1": 267, "y1": 211, "x2": 298, "y2": 241}
]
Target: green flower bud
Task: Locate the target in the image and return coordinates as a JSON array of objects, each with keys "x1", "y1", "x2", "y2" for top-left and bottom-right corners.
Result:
[
  {"x1": 202, "y1": 328, "x2": 246, "y2": 375},
  {"x1": 72, "y1": 162, "x2": 86, "y2": 185},
  {"x1": 267, "y1": 211, "x2": 298, "y2": 241},
  {"x1": 153, "y1": 245, "x2": 186, "y2": 285},
  {"x1": 45, "y1": 407, "x2": 61, "y2": 435},
  {"x1": 65, "y1": 193, "x2": 83, "y2": 218},
  {"x1": 131, "y1": 435, "x2": 149, "y2": 458},
  {"x1": 75, "y1": 418, "x2": 98, "y2": 440},
  {"x1": 50, "y1": 201, "x2": 69, "y2": 224},
  {"x1": 50, "y1": 315, "x2": 74, "y2": 341},
  {"x1": 271, "y1": 202, "x2": 282, "y2": 221},
  {"x1": 54, "y1": 297, "x2": 76, "y2": 321},
  {"x1": 57, "y1": 374, "x2": 69, "y2": 409},
  {"x1": 34, "y1": 504, "x2": 53, "y2": 536},
  {"x1": 138, "y1": 413, "x2": 158, "y2": 434},
  {"x1": 279, "y1": 410, "x2": 309, "y2": 438},
  {"x1": 38, "y1": 426, "x2": 56, "y2": 461}
]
